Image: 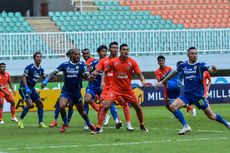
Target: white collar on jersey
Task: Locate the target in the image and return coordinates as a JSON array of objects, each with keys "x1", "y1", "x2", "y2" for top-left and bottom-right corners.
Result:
[
  {"x1": 70, "y1": 60, "x2": 80, "y2": 65},
  {"x1": 33, "y1": 63, "x2": 41, "y2": 69},
  {"x1": 187, "y1": 60, "x2": 198, "y2": 65}
]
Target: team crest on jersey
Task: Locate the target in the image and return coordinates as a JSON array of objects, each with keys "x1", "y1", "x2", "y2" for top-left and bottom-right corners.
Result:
[
  {"x1": 127, "y1": 66, "x2": 130, "y2": 70},
  {"x1": 194, "y1": 66, "x2": 197, "y2": 69},
  {"x1": 76, "y1": 65, "x2": 79, "y2": 69}
]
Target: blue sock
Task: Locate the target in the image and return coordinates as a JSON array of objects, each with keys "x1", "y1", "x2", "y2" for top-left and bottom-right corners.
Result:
[
  {"x1": 110, "y1": 103, "x2": 118, "y2": 121},
  {"x1": 54, "y1": 104, "x2": 60, "y2": 120},
  {"x1": 173, "y1": 109, "x2": 188, "y2": 126},
  {"x1": 215, "y1": 114, "x2": 228, "y2": 127},
  {"x1": 67, "y1": 108, "x2": 73, "y2": 123},
  {"x1": 20, "y1": 106, "x2": 29, "y2": 119},
  {"x1": 84, "y1": 103, "x2": 89, "y2": 115},
  {"x1": 85, "y1": 118, "x2": 91, "y2": 127},
  {"x1": 60, "y1": 110, "x2": 68, "y2": 125},
  {"x1": 38, "y1": 108, "x2": 44, "y2": 123}
]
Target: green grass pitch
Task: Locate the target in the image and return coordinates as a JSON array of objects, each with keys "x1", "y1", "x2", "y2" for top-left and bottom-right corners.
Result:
[{"x1": 0, "y1": 104, "x2": 229, "y2": 153}]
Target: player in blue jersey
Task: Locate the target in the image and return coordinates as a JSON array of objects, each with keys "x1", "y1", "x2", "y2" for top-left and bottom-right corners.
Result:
[
  {"x1": 18, "y1": 52, "x2": 47, "y2": 128},
  {"x1": 157, "y1": 47, "x2": 230, "y2": 135},
  {"x1": 41, "y1": 49, "x2": 95, "y2": 133},
  {"x1": 83, "y1": 45, "x2": 122, "y2": 131},
  {"x1": 49, "y1": 50, "x2": 74, "y2": 127}
]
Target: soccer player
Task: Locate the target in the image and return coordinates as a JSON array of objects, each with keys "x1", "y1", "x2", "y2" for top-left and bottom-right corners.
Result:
[
  {"x1": 91, "y1": 44, "x2": 147, "y2": 134},
  {"x1": 155, "y1": 55, "x2": 196, "y2": 116},
  {"x1": 156, "y1": 47, "x2": 230, "y2": 135},
  {"x1": 49, "y1": 50, "x2": 74, "y2": 127},
  {"x1": 96, "y1": 42, "x2": 133, "y2": 131},
  {"x1": 0, "y1": 63, "x2": 18, "y2": 123},
  {"x1": 18, "y1": 52, "x2": 47, "y2": 128},
  {"x1": 84, "y1": 45, "x2": 126, "y2": 131},
  {"x1": 41, "y1": 49, "x2": 95, "y2": 133},
  {"x1": 203, "y1": 71, "x2": 211, "y2": 98}
]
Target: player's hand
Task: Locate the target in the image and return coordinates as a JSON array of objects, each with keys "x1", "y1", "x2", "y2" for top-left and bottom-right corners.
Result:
[
  {"x1": 41, "y1": 78, "x2": 49, "y2": 89},
  {"x1": 155, "y1": 81, "x2": 163, "y2": 89},
  {"x1": 41, "y1": 83, "x2": 46, "y2": 89},
  {"x1": 25, "y1": 86, "x2": 32, "y2": 94},
  {"x1": 88, "y1": 75, "x2": 96, "y2": 81},
  {"x1": 211, "y1": 65, "x2": 217, "y2": 73},
  {"x1": 141, "y1": 80, "x2": 145, "y2": 87}
]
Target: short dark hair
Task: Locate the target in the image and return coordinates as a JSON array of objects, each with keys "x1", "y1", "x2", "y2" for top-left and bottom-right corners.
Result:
[
  {"x1": 187, "y1": 47, "x2": 197, "y2": 53},
  {"x1": 33, "y1": 52, "x2": 42, "y2": 60},
  {"x1": 82, "y1": 48, "x2": 90, "y2": 53},
  {"x1": 120, "y1": 43, "x2": 128, "y2": 50},
  {"x1": 176, "y1": 61, "x2": 183, "y2": 67},
  {"x1": 157, "y1": 55, "x2": 165, "y2": 61},
  {"x1": 97, "y1": 45, "x2": 107, "y2": 53},
  {"x1": 0, "y1": 63, "x2": 6, "y2": 66},
  {"x1": 109, "y1": 41, "x2": 118, "y2": 49}
]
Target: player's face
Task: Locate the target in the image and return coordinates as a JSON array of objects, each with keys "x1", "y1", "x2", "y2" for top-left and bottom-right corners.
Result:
[
  {"x1": 187, "y1": 49, "x2": 198, "y2": 63},
  {"x1": 120, "y1": 46, "x2": 129, "y2": 59},
  {"x1": 158, "y1": 59, "x2": 165, "y2": 68},
  {"x1": 82, "y1": 50, "x2": 90, "y2": 61},
  {"x1": 109, "y1": 44, "x2": 118, "y2": 57},
  {"x1": 0, "y1": 65, "x2": 6, "y2": 73},
  {"x1": 98, "y1": 48, "x2": 107, "y2": 58},
  {"x1": 72, "y1": 51, "x2": 81, "y2": 63},
  {"x1": 34, "y1": 54, "x2": 42, "y2": 65}
]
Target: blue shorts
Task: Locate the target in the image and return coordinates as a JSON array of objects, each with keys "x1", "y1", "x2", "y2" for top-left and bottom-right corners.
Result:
[
  {"x1": 179, "y1": 94, "x2": 209, "y2": 109},
  {"x1": 60, "y1": 90, "x2": 82, "y2": 105},
  {"x1": 19, "y1": 87, "x2": 40, "y2": 102},
  {"x1": 166, "y1": 86, "x2": 181, "y2": 100},
  {"x1": 86, "y1": 88, "x2": 101, "y2": 98}
]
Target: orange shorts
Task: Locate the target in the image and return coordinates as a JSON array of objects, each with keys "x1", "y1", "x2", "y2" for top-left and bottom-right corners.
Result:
[
  {"x1": 0, "y1": 93, "x2": 14, "y2": 104},
  {"x1": 100, "y1": 86, "x2": 110, "y2": 101},
  {"x1": 106, "y1": 89, "x2": 138, "y2": 103}
]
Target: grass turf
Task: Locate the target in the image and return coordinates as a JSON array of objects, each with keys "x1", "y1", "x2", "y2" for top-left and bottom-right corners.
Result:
[{"x1": 0, "y1": 104, "x2": 229, "y2": 153}]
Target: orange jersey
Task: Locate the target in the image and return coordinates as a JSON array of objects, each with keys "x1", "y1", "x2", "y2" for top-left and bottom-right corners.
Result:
[
  {"x1": 0, "y1": 72, "x2": 11, "y2": 96},
  {"x1": 85, "y1": 57, "x2": 96, "y2": 66},
  {"x1": 154, "y1": 66, "x2": 172, "y2": 81},
  {"x1": 96, "y1": 57, "x2": 114, "y2": 87},
  {"x1": 105, "y1": 57, "x2": 141, "y2": 92}
]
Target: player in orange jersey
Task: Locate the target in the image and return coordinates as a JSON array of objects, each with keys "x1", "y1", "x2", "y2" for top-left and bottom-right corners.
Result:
[
  {"x1": 91, "y1": 44, "x2": 148, "y2": 134},
  {"x1": 96, "y1": 42, "x2": 133, "y2": 131},
  {"x1": 203, "y1": 71, "x2": 211, "y2": 98},
  {"x1": 0, "y1": 63, "x2": 18, "y2": 124}
]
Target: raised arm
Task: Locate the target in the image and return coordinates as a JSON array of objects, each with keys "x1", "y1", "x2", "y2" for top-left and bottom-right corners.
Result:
[{"x1": 41, "y1": 70, "x2": 59, "y2": 89}]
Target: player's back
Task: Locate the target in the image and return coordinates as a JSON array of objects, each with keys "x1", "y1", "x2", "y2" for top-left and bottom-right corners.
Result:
[{"x1": 166, "y1": 72, "x2": 183, "y2": 99}]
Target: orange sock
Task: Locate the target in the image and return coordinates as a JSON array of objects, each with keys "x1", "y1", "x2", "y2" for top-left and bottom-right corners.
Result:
[
  {"x1": 123, "y1": 104, "x2": 131, "y2": 122},
  {"x1": 97, "y1": 107, "x2": 107, "y2": 128},
  {"x1": 90, "y1": 102, "x2": 99, "y2": 112},
  {"x1": 187, "y1": 105, "x2": 193, "y2": 113},
  {"x1": 10, "y1": 105, "x2": 16, "y2": 118},
  {"x1": 0, "y1": 107, "x2": 3, "y2": 121}
]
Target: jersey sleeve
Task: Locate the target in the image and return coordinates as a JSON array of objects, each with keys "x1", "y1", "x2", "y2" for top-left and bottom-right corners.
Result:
[
  {"x1": 41, "y1": 68, "x2": 45, "y2": 76},
  {"x1": 96, "y1": 59, "x2": 105, "y2": 71},
  {"x1": 154, "y1": 70, "x2": 160, "y2": 80},
  {"x1": 200, "y1": 62, "x2": 210, "y2": 72},
  {"x1": 176, "y1": 63, "x2": 183, "y2": 73},
  {"x1": 56, "y1": 63, "x2": 65, "y2": 72},
  {"x1": 23, "y1": 65, "x2": 31, "y2": 76},
  {"x1": 132, "y1": 60, "x2": 141, "y2": 74},
  {"x1": 7, "y1": 73, "x2": 11, "y2": 82}
]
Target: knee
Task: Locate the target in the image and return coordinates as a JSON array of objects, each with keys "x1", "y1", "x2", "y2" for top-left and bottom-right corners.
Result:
[
  {"x1": 27, "y1": 104, "x2": 34, "y2": 109},
  {"x1": 169, "y1": 104, "x2": 176, "y2": 112},
  {"x1": 36, "y1": 102, "x2": 44, "y2": 109},
  {"x1": 207, "y1": 114, "x2": 216, "y2": 120},
  {"x1": 10, "y1": 101, "x2": 15, "y2": 106},
  {"x1": 103, "y1": 103, "x2": 110, "y2": 111}
]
